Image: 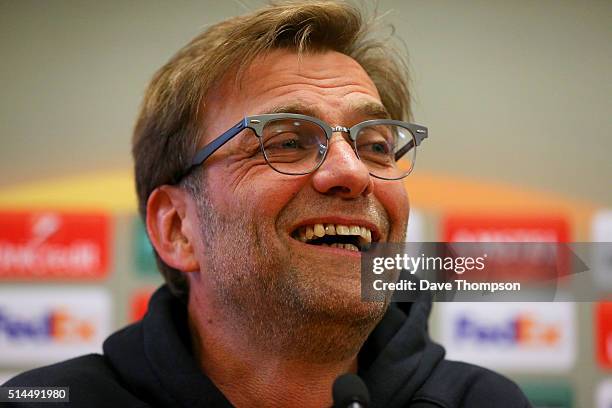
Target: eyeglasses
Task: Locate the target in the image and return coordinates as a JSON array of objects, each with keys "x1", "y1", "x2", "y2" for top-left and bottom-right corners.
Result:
[{"x1": 178, "y1": 113, "x2": 428, "y2": 182}]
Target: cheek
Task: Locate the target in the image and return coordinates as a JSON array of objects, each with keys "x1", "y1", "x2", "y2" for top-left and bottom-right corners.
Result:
[
  {"x1": 206, "y1": 167, "x2": 307, "y2": 219},
  {"x1": 374, "y1": 182, "x2": 410, "y2": 229}
]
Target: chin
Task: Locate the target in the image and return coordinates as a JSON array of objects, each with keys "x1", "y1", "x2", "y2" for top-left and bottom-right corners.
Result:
[{"x1": 300, "y1": 278, "x2": 389, "y2": 327}]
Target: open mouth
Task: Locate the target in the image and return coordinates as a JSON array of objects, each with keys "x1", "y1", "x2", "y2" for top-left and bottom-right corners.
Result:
[{"x1": 291, "y1": 223, "x2": 377, "y2": 252}]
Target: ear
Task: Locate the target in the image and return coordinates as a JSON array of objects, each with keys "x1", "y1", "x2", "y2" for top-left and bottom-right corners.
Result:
[{"x1": 146, "y1": 185, "x2": 199, "y2": 273}]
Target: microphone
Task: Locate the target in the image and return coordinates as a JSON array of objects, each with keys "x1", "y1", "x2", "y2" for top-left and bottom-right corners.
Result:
[{"x1": 332, "y1": 373, "x2": 370, "y2": 408}]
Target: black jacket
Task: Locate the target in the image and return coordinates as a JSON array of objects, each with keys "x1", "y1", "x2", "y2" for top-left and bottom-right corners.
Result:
[{"x1": 3, "y1": 285, "x2": 530, "y2": 407}]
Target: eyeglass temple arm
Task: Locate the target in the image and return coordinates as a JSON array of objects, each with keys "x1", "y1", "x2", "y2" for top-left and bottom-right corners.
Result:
[
  {"x1": 172, "y1": 119, "x2": 247, "y2": 183},
  {"x1": 394, "y1": 126, "x2": 428, "y2": 161},
  {"x1": 191, "y1": 118, "x2": 248, "y2": 166}
]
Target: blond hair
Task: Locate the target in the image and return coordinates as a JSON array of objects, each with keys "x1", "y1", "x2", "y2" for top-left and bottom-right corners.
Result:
[{"x1": 132, "y1": 0, "x2": 411, "y2": 298}]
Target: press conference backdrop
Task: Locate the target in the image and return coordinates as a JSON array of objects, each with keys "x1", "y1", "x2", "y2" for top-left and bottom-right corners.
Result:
[{"x1": 0, "y1": 1, "x2": 611, "y2": 407}]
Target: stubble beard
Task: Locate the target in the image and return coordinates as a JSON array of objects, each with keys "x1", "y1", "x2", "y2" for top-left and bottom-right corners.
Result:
[{"x1": 192, "y1": 192, "x2": 389, "y2": 364}]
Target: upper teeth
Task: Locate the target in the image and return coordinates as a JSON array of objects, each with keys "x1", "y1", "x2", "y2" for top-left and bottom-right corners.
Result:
[{"x1": 296, "y1": 223, "x2": 372, "y2": 243}]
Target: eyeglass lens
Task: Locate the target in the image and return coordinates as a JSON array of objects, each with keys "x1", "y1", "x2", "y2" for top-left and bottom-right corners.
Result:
[{"x1": 259, "y1": 118, "x2": 416, "y2": 179}]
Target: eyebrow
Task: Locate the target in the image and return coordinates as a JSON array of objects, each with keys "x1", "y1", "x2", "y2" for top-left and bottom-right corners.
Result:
[
  {"x1": 348, "y1": 100, "x2": 391, "y2": 120},
  {"x1": 261, "y1": 102, "x2": 320, "y2": 117},
  {"x1": 259, "y1": 100, "x2": 391, "y2": 121}
]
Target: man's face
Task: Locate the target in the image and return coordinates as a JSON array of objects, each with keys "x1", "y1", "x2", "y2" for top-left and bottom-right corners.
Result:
[{"x1": 188, "y1": 49, "x2": 409, "y2": 337}]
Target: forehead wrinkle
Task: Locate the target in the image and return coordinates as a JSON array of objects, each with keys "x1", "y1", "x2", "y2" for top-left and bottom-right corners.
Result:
[
  {"x1": 258, "y1": 101, "x2": 322, "y2": 117},
  {"x1": 259, "y1": 99, "x2": 389, "y2": 122},
  {"x1": 251, "y1": 80, "x2": 378, "y2": 103},
  {"x1": 244, "y1": 66, "x2": 379, "y2": 102}
]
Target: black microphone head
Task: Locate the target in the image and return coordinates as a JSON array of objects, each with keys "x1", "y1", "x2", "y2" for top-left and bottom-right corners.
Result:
[{"x1": 332, "y1": 373, "x2": 370, "y2": 408}]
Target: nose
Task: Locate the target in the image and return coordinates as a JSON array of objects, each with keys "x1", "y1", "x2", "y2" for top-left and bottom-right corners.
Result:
[{"x1": 311, "y1": 132, "x2": 374, "y2": 198}]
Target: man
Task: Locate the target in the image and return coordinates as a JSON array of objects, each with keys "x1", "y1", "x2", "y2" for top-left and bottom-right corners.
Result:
[{"x1": 4, "y1": 1, "x2": 530, "y2": 407}]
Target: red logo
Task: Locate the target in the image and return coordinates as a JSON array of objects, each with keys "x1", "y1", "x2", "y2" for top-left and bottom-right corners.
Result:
[
  {"x1": 441, "y1": 215, "x2": 570, "y2": 282},
  {"x1": 442, "y1": 215, "x2": 569, "y2": 243},
  {"x1": 0, "y1": 211, "x2": 111, "y2": 279},
  {"x1": 596, "y1": 301, "x2": 612, "y2": 369}
]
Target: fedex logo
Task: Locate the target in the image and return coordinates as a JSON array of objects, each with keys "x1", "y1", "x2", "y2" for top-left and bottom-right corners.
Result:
[
  {"x1": 0, "y1": 308, "x2": 95, "y2": 343},
  {"x1": 440, "y1": 302, "x2": 575, "y2": 371},
  {"x1": 455, "y1": 314, "x2": 560, "y2": 346},
  {"x1": 0, "y1": 288, "x2": 111, "y2": 365}
]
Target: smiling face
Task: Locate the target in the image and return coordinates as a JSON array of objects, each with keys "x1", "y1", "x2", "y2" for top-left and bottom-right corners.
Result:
[{"x1": 186, "y1": 49, "x2": 409, "y2": 358}]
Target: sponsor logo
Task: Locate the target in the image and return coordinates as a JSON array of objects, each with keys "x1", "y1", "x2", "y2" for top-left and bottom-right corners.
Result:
[
  {"x1": 0, "y1": 288, "x2": 111, "y2": 365},
  {"x1": 442, "y1": 215, "x2": 569, "y2": 243},
  {"x1": 0, "y1": 308, "x2": 95, "y2": 343},
  {"x1": 441, "y1": 215, "x2": 570, "y2": 282},
  {"x1": 596, "y1": 301, "x2": 612, "y2": 369},
  {"x1": 0, "y1": 211, "x2": 111, "y2": 279},
  {"x1": 440, "y1": 302, "x2": 575, "y2": 371},
  {"x1": 455, "y1": 314, "x2": 561, "y2": 346}
]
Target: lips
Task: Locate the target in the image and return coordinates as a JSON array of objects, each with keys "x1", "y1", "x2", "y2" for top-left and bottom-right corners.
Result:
[{"x1": 291, "y1": 222, "x2": 377, "y2": 252}]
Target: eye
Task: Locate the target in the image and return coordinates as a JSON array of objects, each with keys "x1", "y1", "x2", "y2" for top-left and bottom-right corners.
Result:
[
  {"x1": 265, "y1": 132, "x2": 304, "y2": 150},
  {"x1": 280, "y1": 137, "x2": 299, "y2": 149},
  {"x1": 358, "y1": 138, "x2": 393, "y2": 156},
  {"x1": 368, "y1": 142, "x2": 390, "y2": 154}
]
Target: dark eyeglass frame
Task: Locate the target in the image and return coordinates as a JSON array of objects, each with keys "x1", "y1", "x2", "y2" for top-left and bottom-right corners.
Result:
[{"x1": 176, "y1": 113, "x2": 428, "y2": 182}]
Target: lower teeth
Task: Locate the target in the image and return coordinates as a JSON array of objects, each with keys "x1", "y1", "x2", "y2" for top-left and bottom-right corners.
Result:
[
  {"x1": 303, "y1": 241, "x2": 360, "y2": 252},
  {"x1": 325, "y1": 243, "x2": 359, "y2": 251}
]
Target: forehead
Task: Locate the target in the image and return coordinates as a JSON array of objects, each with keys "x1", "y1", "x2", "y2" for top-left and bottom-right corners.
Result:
[{"x1": 207, "y1": 49, "x2": 382, "y2": 121}]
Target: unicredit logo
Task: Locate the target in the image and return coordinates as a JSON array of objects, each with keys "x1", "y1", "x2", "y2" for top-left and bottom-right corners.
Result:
[
  {"x1": 0, "y1": 307, "x2": 95, "y2": 343},
  {"x1": 0, "y1": 242, "x2": 100, "y2": 272},
  {"x1": 455, "y1": 314, "x2": 561, "y2": 346},
  {"x1": 0, "y1": 211, "x2": 110, "y2": 279},
  {"x1": 0, "y1": 214, "x2": 99, "y2": 272}
]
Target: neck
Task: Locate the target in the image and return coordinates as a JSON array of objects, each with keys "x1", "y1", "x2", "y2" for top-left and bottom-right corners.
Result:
[{"x1": 187, "y1": 296, "x2": 365, "y2": 408}]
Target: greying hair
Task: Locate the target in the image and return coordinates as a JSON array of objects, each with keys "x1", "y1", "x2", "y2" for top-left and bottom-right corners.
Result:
[{"x1": 132, "y1": 0, "x2": 411, "y2": 299}]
